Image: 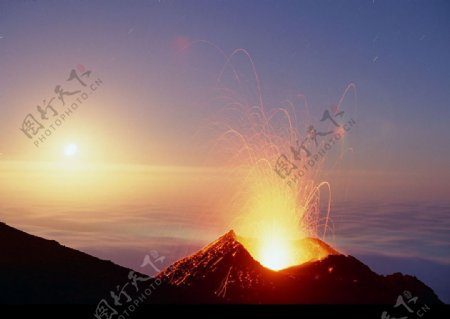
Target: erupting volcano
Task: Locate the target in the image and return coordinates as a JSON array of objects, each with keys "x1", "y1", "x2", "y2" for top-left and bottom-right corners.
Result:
[
  {"x1": 0, "y1": 222, "x2": 442, "y2": 304},
  {"x1": 149, "y1": 50, "x2": 442, "y2": 305},
  {"x1": 149, "y1": 231, "x2": 442, "y2": 304}
]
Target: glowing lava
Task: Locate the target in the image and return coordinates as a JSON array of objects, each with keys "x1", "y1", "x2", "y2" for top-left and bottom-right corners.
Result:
[
  {"x1": 233, "y1": 179, "x2": 311, "y2": 270},
  {"x1": 258, "y1": 233, "x2": 296, "y2": 270},
  {"x1": 206, "y1": 48, "x2": 355, "y2": 271}
]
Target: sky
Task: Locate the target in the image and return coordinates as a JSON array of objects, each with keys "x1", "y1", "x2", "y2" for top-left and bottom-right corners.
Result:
[
  {"x1": 0, "y1": 0, "x2": 450, "y2": 302},
  {"x1": 0, "y1": 0, "x2": 449, "y2": 171}
]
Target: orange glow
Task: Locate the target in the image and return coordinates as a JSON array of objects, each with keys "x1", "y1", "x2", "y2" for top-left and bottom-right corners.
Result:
[
  {"x1": 233, "y1": 174, "x2": 333, "y2": 270},
  {"x1": 211, "y1": 52, "x2": 354, "y2": 271},
  {"x1": 258, "y1": 232, "x2": 298, "y2": 270},
  {"x1": 232, "y1": 178, "x2": 307, "y2": 270}
]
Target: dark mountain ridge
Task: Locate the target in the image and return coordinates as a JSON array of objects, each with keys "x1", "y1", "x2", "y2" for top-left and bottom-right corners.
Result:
[{"x1": 0, "y1": 223, "x2": 443, "y2": 305}]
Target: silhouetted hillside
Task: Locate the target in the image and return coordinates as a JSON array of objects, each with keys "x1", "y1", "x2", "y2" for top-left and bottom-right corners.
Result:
[
  {"x1": 0, "y1": 223, "x2": 443, "y2": 305},
  {"x1": 0, "y1": 222, "x2": 137, "y2": 304}
]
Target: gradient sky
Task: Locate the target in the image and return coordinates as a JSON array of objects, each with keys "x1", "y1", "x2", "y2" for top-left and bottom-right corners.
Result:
[
  {"x1": 1, "y1": 0, "x2": 449, "y2": 173},
  {"x1": 1, "y1": 0, "x2": 450, "y2": 301}
]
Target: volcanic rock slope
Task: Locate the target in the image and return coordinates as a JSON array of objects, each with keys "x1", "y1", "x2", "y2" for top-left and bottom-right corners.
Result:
[
  {"x1": 152, "y1": 231, "x2": 442, "y2": 304},
  {"x1": 0, "y1": 222, "x2": 442, "y2": 304}
]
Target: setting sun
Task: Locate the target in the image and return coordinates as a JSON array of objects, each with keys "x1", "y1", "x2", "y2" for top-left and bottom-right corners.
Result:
[{"x1": 64, "y1": 143, "x2": 78, "y2": 157}]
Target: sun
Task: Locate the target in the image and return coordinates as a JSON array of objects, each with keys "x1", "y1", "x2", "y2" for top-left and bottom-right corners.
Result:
[{"x1": 64, "y1": 143, "x2": 78, "y2": 157}]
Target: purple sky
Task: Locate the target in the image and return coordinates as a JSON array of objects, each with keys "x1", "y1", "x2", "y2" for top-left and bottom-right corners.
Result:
[{"x1": 0, "y1": 1, "x2": 449, "y2": 174}]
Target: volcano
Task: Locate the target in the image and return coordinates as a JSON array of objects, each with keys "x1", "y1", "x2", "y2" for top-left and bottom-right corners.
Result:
[
  {"x1": 0, "y1": 222, "x2": 443, "y2": 304},
  {"x1": 150, "y1": 231, "x2": 443, "y2": 304}
]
